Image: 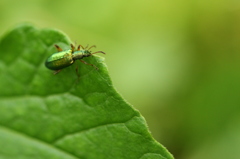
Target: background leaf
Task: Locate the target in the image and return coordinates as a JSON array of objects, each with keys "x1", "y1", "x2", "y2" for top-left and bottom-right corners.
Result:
[{"x1": 0, "y1": 24, "x2": 173, "y2": 159}]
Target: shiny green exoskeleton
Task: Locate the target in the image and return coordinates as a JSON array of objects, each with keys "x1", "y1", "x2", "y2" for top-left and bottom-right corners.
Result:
[{"x1": 45, "y1": 44, "x2": 105, "y2": 75}]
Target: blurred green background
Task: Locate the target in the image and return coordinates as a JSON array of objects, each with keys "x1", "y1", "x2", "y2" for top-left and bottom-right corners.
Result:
[{"x1": 1, "y1": 0, "x2": 240, "y2": 158}]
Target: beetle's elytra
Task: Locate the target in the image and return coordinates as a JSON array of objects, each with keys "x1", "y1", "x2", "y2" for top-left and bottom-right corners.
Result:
[{"x1": 45, "y1": 44, "x2": 105, "y2": 75}]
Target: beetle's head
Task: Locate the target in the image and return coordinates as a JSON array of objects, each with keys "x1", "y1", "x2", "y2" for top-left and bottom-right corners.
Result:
[
  {"x1": 82, "y1": 50, "x2": 92, "y2": 57},
  {"x1": 75, "y1": 44, "x2": 106, "y2": 57},
  {"x1": 83, "y1": 49, "x2": 106, "y2": 57}
]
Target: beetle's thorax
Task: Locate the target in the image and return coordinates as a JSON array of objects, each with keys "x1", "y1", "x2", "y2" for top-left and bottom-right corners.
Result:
[{"x1": 72, "y1": 50, "x2": 91, "y2": 60}]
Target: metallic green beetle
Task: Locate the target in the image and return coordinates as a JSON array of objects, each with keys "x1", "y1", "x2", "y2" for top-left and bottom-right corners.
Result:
[{"x1": 45, "y1": 44, "x2": 105, "y2": 75}]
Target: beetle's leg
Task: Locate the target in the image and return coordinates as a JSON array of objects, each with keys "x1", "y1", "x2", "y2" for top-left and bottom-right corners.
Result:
[
  {"x1": 88, "y1": 45, "x2": 96, "y2": 51},
  {"x1": 75, "y1": 65, "x2": 80, "y2": 78},
  {"x1": 74, "y1": 66, "x2": 81, "y2": 84},
  {"x1": 53, "y1": 70, "x2": 61, "y2": 75},
  {"x1": 71, "y1": 44, "x2": 75, "y2": 52},
  {"x1": 80, "y1": 60, "x2": 98, "y2": 70},
  {"x1": 54, "y1": 45, "x2": 63, "y2": 52},
  {"x1": 77, "y1": 45, "x2": 81, "y2": 51},
  {"x1": 78, "y1": 44, "x2": 85, "y2": 50}
]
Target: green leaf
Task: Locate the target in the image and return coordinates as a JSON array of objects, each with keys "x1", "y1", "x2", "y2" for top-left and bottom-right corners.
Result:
[{"x1": 0, "y1": 24, "x2": 174, "y2": 159}]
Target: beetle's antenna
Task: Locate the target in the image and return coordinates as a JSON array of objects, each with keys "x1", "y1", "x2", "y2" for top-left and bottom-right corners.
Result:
[
  {"x1": 74, "y1": 41, "x2": 77, "y2": 48},
  {"x1": 91, "y1": 51, "x2": 106, "y2": 55},
  {"x1": 85, "y1": 44, "x2": 89, "y2": 49},
  {"x1": 88, "y1": 45, "x2": 96, "y2": 51}
]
